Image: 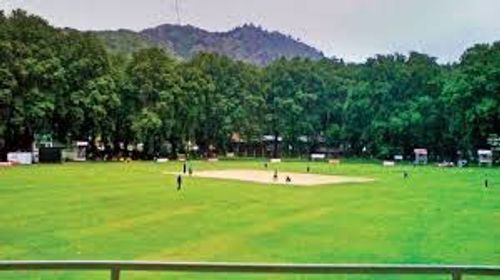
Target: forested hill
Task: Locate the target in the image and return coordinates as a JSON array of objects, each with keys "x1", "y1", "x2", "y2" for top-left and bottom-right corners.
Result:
[
  {"x1": 94, "y1": 24, "x2": 324, "y2": 65},
  {"x1": 90, "y1": 29, "x2": 174, "y2": 56}
]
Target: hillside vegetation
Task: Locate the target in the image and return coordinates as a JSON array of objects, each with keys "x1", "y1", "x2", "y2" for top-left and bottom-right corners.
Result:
[
  {"x1": 94, "y1": 23, "x2": 324, "y2": 65},
  {"x1": 90, "y1": 29, "x2": 173, "y2": 56}
]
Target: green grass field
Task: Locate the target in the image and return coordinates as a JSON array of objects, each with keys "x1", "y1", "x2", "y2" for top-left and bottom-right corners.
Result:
[{"x1": 0, "y1": 160, "x2": 499, "y2": 279}]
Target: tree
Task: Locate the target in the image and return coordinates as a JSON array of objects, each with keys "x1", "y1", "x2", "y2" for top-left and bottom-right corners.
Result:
[
  {"x1": 51, "y1": 30, "x2": 118, "y2": 159},
  {"x1": 125, "y1": 48, "x2": 180, "y2": 158},
  {"x1": 174, "y1": 62, "x2": 212, "y2": 156},
  {"x1": 443, "y1": 43, "x2": 500, "y2": 157},
  {"x1": 343, "y1": 53, "x2": 444, "y2": 158},
  {"x1": 189, "y1": 52, "x2": 264, "y2": 156},
  {"x1": 264, "y1": 58, "x2": 329, "y2": 157},
  {"x1": 1, "y1": 9, "x2": 499, "y2": 162},
  {"x1": 0, "y1": 10, "x2": 62, "y2": 159}
]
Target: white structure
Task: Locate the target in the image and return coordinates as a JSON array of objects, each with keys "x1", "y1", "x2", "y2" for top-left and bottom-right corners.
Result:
[
  {"x1": 328, "y1": 159, "x2": 340, "y2": 165},
  {"x1": 383, "y1": 160, "x2": 396, "y2": 167},
  {"x1": 63, "y1": 141, "x2": 88, "y2": 161},
  {"x1": 7, "y1": 152, "x2": 33, "y2": 165},
  {"x1": 73, "y1": 141, "x2": 88, "y2": 161},
  {"x1": 394, "y1": 155, "x2": 403, "y2": 161},
  {"x1": 310, "y1": 153, "x2": 326, "y2": 161},
  {"x1": 478, "y1": 150, "x2": 493, "y2": 166},
  {"x1": 413, "y1": 148, "x2": 428, "y2": 165},
  {"x1": 263, "y1": 135, "x2": 283, "y2": 142}
]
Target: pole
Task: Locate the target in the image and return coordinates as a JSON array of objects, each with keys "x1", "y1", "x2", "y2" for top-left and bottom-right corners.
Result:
[{"x1": 110, "y1": 267, "x2": 120, "y2": 280}]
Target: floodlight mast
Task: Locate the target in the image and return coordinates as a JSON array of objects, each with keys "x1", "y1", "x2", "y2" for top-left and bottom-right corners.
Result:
[{"x1": 174, "y1": 0, "x2": 181, "y2": 25}]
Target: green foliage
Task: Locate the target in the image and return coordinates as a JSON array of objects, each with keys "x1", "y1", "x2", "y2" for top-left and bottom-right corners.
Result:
[
  {"x1": 125, "y1": 48, "x2": 180, "y2": 156},
  {"x1": 91, "y1": 29, "x2": 174, "y2": 57},
  {"x1": 56, "y1": 31, "x2": 119, "y2": 142},
  {"x1": 0, "y1": 9, "x2": 63, "y2": 152},
  {"x1": 343, "y1": 53, "x2": 447, "y2": 158},
  {"x1": 443, "y1": 43, "x2": 500, "y2": 152},
  {"x1": 188, "y1": 52, "x2": 265, "y2": 154},
  {"x1": 1, "y1": 10, "x2": 499, "y2": 161}
]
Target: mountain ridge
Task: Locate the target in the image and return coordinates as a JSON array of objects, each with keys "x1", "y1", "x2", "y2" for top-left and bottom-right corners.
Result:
[{"x1": 93, "y1": 23, "x2": 325, "y2": 65}]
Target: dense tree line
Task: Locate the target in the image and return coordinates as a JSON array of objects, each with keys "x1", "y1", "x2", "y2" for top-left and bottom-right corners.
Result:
[{"x1": 0, "y1": 10, "x2": 499, "y2": 161}]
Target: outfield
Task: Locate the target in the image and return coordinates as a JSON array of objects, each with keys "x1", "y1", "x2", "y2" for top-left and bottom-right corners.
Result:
[{"x1": 0, "y1": 160, "x2": 499, "y2": 280}]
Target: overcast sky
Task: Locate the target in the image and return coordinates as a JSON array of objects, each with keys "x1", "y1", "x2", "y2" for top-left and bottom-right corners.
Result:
[{"x1": 2, "y1": 0, "x2": 500, "y2": 63}]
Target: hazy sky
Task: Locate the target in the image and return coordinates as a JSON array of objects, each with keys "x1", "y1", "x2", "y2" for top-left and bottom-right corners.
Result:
[{"x1": 2, "y1": 0, "x2": 500, "y2": 63}]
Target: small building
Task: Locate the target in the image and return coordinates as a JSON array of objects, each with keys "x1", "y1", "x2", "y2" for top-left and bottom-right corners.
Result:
[
  {"x1": 228, "y1": 133, "x2": 269, "y2": 158},
  {"x1": 263, "y1": 135, "x2": 282, "y2": 158},
  {"x1": 32, "y1": 133, "x2": 55, "y2": 163},
  {"x1": 300, "y1": 135, "x2": 344, "y2": 159},
  {"x1": 311, "y1": 147, "x2": 343, "y2": 159},
  {"x1": 413, "y1": 148, "x2": 428, "y2": 165},
  {"x1": 478, "y1": 150, "x2": 493, "y2": 166},
  {"x1": 74, "y1": 141, "x2": 89, "y2": 161},
  {"x1": 39, "y1": 147, "x2": 63, "y2": 163},
  {"x1": 63, "y1": 141, "x2": 88, "y2": 161}
]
